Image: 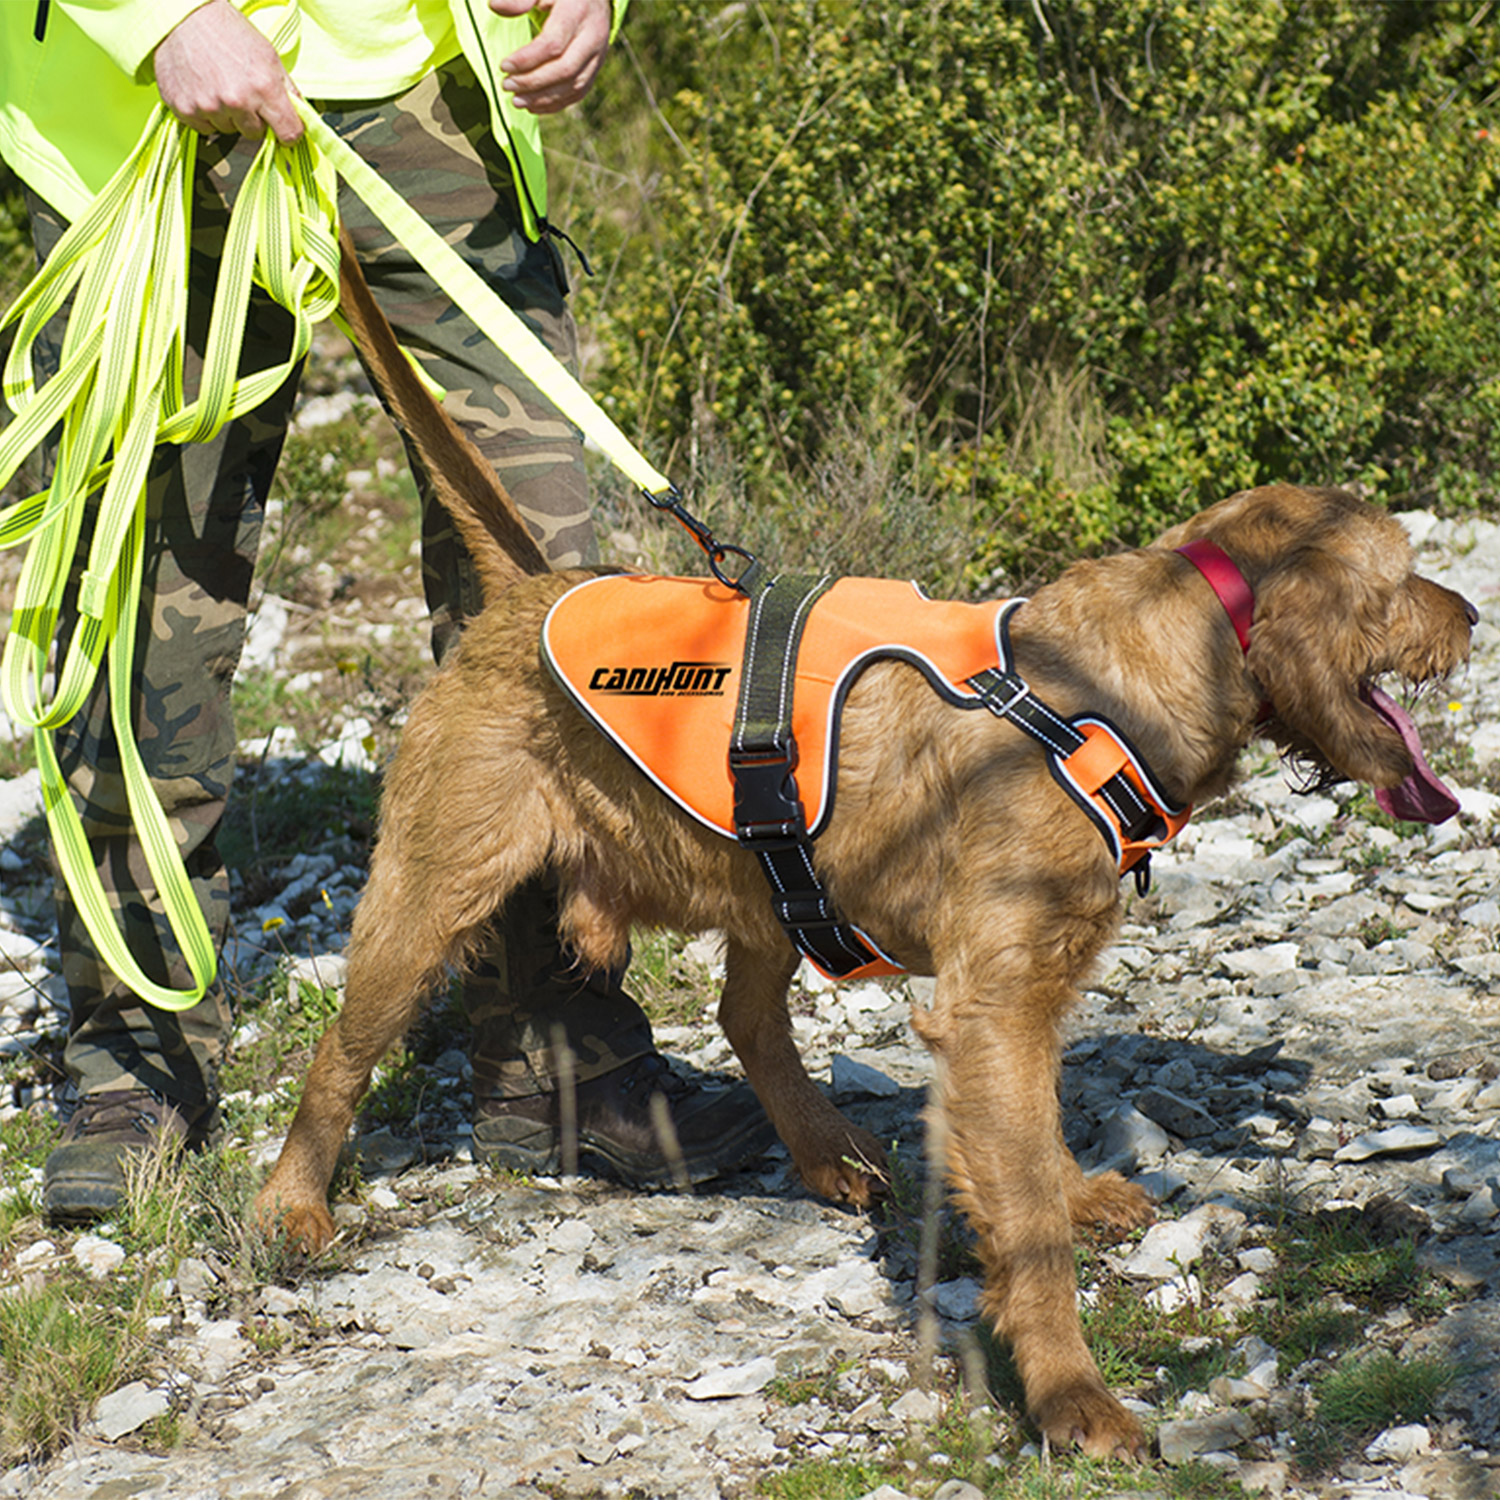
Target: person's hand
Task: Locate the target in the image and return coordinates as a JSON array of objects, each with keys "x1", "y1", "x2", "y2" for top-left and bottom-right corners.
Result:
[
  {"x1": 491, "y1": 0, "x2": 612, "y2": 114},
  {"x1": 152, "y1": 0, "x2": 303, "y2": 143}
]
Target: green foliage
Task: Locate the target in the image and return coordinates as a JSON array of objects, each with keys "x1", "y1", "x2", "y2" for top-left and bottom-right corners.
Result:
[
  {"x1": 572, "y1": 0, "x2": 1500, "y2": 586},
  {"x1": 1314, "y1": 1350, "x2": 1456, "y2": 1430},
  {"x1": 1294, "y1": 1351, "x2": 1458, "y2": 1472},
  {"x1": 757, "y1": 1458, "x2": 890, "y2": 1499},
  {"x1": 0, "y1": 165, "x2": 35, "y2": 313},
  {"x1": 0, "y1": 1279, "x2": 147, "y2": 1462},
  {"x1": 1245, "y1": 1205, "x2": 1456, "y2": 1369}
]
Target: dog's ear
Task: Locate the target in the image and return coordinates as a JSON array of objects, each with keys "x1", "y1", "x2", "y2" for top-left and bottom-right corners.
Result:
[{"x1": 1247, "y1": 550, "x2": 1413, "y2": 788}]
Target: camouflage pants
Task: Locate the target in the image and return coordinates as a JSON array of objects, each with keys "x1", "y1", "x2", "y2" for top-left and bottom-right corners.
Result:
[{"x1": 32, "y1": 56, "x2": 651, "y2": 1106}]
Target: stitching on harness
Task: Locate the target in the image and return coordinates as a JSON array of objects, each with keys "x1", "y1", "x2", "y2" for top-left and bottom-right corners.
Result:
[
  {"x1": 733, "y1": 576, "x2": 777, "y2": 754},
  {"x1": 776, "y1": 575, "x2": 831, "y2": 724}
]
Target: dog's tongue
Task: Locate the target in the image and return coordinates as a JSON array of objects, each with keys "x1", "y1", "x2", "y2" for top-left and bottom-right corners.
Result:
[{"x1": 1363, "y1": 685, "x2": 1461, "y2": 823}]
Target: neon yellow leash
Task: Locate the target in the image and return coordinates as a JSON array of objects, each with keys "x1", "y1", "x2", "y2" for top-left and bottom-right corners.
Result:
[
  {"x1": 0, "y1": 107, "x2": 342, "y2": 1010},
  {"x1": 0, "y1": 90, "x2": 676, "y2": 1011}
]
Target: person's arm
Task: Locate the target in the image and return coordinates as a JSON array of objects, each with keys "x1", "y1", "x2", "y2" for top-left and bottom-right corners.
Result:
[
  {"x1": 150, "y1": 0, "x2": 303, "y2": 142},
  {"x1": 491, "y1": 0, "x2": 613, "y2": 115}
]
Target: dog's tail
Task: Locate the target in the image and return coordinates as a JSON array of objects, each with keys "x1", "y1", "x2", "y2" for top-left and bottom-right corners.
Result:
[{"x1": 335, "y1": 228, "x2": 551, "y2": 599}]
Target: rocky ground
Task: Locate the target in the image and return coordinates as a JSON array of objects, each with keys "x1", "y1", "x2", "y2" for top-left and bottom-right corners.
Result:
[{"x1": 0, "y1": 491, "x2": 1497, "y2": 1500}]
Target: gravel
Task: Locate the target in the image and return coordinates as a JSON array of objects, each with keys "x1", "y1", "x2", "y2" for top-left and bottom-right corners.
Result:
[{"x1": 1, "y1": 511, "x2": 1497, "y2": 1499}]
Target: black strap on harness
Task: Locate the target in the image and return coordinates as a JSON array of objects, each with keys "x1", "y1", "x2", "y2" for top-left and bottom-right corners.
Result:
[
  {"x1": 727, "y1": 575, "x2": 1180, "y2": 974},
  {"x1": 966, "y1": 665, "x2": 1170, "y2": 893},
  {"x1": 729, "y1": 572, "x2": 890, "y2": 978}
]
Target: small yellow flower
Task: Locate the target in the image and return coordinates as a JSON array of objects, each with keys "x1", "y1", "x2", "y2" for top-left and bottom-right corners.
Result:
[{"x1": 262, "y1": 916, "x2": 286, "y2": 933}]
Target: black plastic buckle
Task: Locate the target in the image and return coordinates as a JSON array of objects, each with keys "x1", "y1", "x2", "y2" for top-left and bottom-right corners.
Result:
[{"x1": 730, "y1": 745, "x2": 806, "y2": 846}]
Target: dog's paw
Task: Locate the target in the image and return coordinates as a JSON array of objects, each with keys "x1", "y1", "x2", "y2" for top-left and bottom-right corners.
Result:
[
  {"x1": 252, "y1": 1191, "x2": 336, "y2": 1255},
  {"x1": 1032, "y1": 1382, "x2": 1146, "y2": 1461},
  {"x1": 1068, "y1": 1170, "x2": 1156, "y2": 1234},
  {"x1": 797, "y1": 1126, "x2": 889, "y2": 1207}
]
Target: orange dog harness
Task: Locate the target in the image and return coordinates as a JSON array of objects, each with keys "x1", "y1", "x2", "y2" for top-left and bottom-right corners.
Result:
[{"x1": 544, "y1": 571, "x2": 1193, "y2": 981}]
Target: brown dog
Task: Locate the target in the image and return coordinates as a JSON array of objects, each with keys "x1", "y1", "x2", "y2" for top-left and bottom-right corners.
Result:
[{"x1": 254, "y1": 239, "x2": 1476, "y2": 1458}]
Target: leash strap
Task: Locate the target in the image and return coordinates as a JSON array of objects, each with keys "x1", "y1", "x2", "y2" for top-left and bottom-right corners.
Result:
[
  {"x1": 729, "y1": 572, "x2": 898, "y2": 980},
  {"x1": 0, "y1": 30, "x2": 708, "y2": 1008},
  {"x1": 293, "y1": 103, "x2": 681, "y2": 506},
  {"x1": 0, "y1": 82, "x2": 342, "y2": 1009},
  {"x1": 298, "y1": 103, "x2": 765, "y2": 591}
]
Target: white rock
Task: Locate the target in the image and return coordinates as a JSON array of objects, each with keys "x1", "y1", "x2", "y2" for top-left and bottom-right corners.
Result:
[
  {"x1": 682, "y1": 1355, "x2": 778, "y2": 1400},
  {"x1": 931, "y1": 1278, "x2": 982, "y2": 1322},
  {"x1": 826, "y1": 1282, "x2": 883, "y2": 1320},
  {"x1": 841, "y1": 982, "x2": 892, "y2": 1017},
  {"x1": 831, "y1": 1053, "x2": 900, "y2": 1100},
  {"x1": 1394, "y1": 509, "x2": 1441, "y2": 546},
  {"x1": 284, "y1": 952, "x2": 348, "y2": 996},
  {"x1": 1158, "y1": 1410, "x2": 1253, "y2": 1465},
  {"x1": 0, "y1": 769, "x2": 44, "y2": 843},
  {"x1": 1375, "y1": 1093, "x2": 1421, "y2": 1120},
  {"x1": 91, "y1": 1382, "x2": 170, "y2": 1441},
  {"x1": 242, "y1": 593, "x2": 293, "y2": 672},
  {"x1": 1220, "y1": 942, "x2": 1301, "y2": 979},
  {"x1": 1096, "y1": 1103, "x2": 1171, "y2": 1164},
  {"x1": 0, "y1": 929, "x2": 47, "y2": 967},
  {"x1": 1364, "y1": 1423, "x2": 1431, "y2": 1461},
  {"x1": 1456, "y1": 786, "x2": 1500, "y2": 823},
  {"x1": 1458, "y1": 1184, "x2": 1500, "y2": 1224},
  {"x1": 259, "y1": 1286, "x2": 300, "y2": 1316},
  {"x1": 547, "y1": 1219, "x2": 595, "y2": 1255},
  {"x1": 889, "y1": 1388, "x2": 941, "y2": 1424},
  {"x1": 72, "y1": 1234, "x2": 126, "y2": 1280},
  {"x1": 1334, "y1": 1123, "x2": 1443, "y2": 1161},
  {"x1": 1116, "y1": 1203, "x2": 1246, "y2": 1280},
  {"x1": 318, "y1": 717, "x2": 378, "y2": 773},
  {"x1": 1217, "y1": 1271, "x2": 1263, "y2": 1310},
  {"x1": 1147, "y1": 1274, "x2": 1204, "y2": 1312}
]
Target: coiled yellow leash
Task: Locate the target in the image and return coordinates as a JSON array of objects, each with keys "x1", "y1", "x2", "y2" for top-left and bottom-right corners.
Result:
[{"x1": 0, "y1": 80, "x2": 672, "y2": 1010}]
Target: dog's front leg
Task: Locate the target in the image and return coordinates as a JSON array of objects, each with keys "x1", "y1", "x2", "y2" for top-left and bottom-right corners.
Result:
[
  {"x1": 916, "y1": 978, "x2": 1145, "y2": 1460},
  {"x1": 717, "y1": 938, "x2": 886, "y2": 1204}
]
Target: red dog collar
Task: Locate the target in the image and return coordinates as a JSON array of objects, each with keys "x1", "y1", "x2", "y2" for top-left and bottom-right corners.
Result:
[{"x1": 1175, "y1": 539, "x2": 1253, "y2": 654}]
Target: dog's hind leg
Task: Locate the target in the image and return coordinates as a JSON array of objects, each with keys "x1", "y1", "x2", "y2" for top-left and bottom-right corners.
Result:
[
  {"x1": 1059, "y1": 1142, "x2": 1155, "y2": 1234},
  {"x1": 717, "y1": 938, "x2": 886, "y2": 1204},
  {"x1": 254, "y1": 803, "x2": 553, "y2": 1252}
]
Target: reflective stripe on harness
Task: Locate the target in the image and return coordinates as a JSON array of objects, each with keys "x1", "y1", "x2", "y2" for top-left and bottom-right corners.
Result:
[{"x1": 964, "y1": 664, "x2": 1191, "y2": 894}]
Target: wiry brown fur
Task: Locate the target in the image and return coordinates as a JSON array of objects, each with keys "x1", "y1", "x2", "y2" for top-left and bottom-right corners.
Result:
[{"x1": 255, "y1": 245, "x2": 1476, "y2": 1459}]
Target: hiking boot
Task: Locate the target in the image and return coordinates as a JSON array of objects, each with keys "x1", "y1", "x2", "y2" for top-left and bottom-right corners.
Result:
[
  {"x1": 472, "y1": 1053, "x2": 778, "y2": 1187},
  {"x1": 43, "y1": 1089, "x2": 221, "y2": 1221}
]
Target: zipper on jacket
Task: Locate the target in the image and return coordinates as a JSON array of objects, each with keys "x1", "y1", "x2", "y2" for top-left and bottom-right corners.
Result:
[{"x1": 34, "y1": 1, "x2": 50, "y2": 43}]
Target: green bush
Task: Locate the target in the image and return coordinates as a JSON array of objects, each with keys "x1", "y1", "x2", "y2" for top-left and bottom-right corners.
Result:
[{"x1": 560, "y1": 0, "x2": 1500, "y2": 587}]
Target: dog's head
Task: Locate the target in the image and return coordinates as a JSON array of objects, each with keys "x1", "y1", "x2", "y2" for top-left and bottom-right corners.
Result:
[{"x1": 1156, "y1": 485, "x2": 1477, "y2": 819}]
